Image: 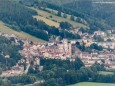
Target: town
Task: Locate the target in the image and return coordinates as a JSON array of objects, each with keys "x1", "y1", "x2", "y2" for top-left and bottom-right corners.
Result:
[{"x1": 0, "y1": 28, "x2": 115, "y2": 77}]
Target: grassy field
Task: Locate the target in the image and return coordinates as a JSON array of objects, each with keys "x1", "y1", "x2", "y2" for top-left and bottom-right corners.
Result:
[
  {"x1": 0, "y1": 21, "x2": 45, "y2": 43},
  {"x1": 33, "y1": 15, "x2": 59, "y2": 27},
  {"x1": 68, "y1": 82, "x2": 115, "y2": 86},
  {"x1": 45, "y1": 8, "x2": 76, "y2": 20},
  {"x1": 32, "y1": 7, "x2": 88, "y2": 28},
  {"x1": 99, "y1": 71, "x2": 114, "y2": 75}
]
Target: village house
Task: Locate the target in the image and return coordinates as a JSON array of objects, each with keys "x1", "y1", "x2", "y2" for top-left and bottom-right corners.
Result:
[
  {"x1": 97, "y1": 42, "x2": 115, "y2": 49},
  {"x1": 82, "y1": 38, "x2": 93, "y2": 47},
  {"x1": 94, "y1": 31, "x2": 106, "y2": 36},
  {"x1": 69, "y1": 28, "x2": 79, "y2": 34},
  {"x1": 77, "y1": 31, "x2": 83, "y2": 36},
  {"x1": 1, "y1": 65, "x2": 24, "y2": 77}
]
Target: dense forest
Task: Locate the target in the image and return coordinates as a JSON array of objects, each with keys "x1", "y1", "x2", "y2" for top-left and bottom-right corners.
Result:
[
  {"x1": 0, "y1": 58, "x2": 115, "y2": 86},
  {"x1": 17, "y1": 0, "x2": 74, "y2": 5},
  {"x1": 38, "y1": 58, "x2": 115, "y2": 86},
  {"x1": 29, "y1": 58, "x2": 115, "y2": 86},
  {"x1": 0, "y1": 36, "x2": 22, "y2": 72},
  {"x1": 64, "y1": 0, "x2": 115, "y2": 27}
]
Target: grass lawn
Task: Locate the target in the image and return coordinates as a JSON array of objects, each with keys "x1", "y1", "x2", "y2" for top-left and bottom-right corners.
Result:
[
  {"x1": 68, "y1": 82, "x2": 115, "y2": 86},
  {"x1": 99, "y1": 71, "x2": 114, "y2": 75},
  {"x1": 31, "y1": 7, "x2": 88, "y2": 28},
  {"x1": 0, "y1": 21, "x2": 46, "y2": 43}
]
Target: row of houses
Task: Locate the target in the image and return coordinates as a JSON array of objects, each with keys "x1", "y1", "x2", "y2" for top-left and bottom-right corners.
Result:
[
  {"x1": 73, "y1": 46, "x2": 115, "y2": 68},
  {"x1": 21, "y1": 39, "x2": 72, "y2": 61},
  {"x1": 0, "y1": 65, "x2": 24, "y2": 77},
  {"x1": 21, "y1": 37, "x2": 115, "y2": 69}
]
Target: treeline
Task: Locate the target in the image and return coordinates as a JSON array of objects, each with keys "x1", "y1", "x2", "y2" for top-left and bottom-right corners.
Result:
[
  {"x1": 76, "y1": 42, "x2": 103, "y2": 53},
  {"x1": 1, "y1": 58, "x2": 115, "y2": 86},
  {"x1": 8, "y1": 74, "x2": 37, "y2": 85},
  {"x1": 27, "y1": 58, "x2": 115, "y2": 86},
  {"x1": 0, "y1": 74, "x2": 37, "y2": 86}
]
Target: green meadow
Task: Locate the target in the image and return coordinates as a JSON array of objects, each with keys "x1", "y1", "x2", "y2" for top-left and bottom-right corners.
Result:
[
  {"x1": 68, "y1": 82, "x2": 115, "y2": 86},
  {"x1": 0, "y1": 21, "x2": 45, "y2": 43}
]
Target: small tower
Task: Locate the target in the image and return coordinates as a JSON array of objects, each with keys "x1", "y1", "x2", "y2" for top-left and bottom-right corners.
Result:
[
  {"x1": 35, "y1": 58, "x2": 40, "y2": 66},
  {"x1": 63, "y1": 39, "x2": 68, "y2": 51}
]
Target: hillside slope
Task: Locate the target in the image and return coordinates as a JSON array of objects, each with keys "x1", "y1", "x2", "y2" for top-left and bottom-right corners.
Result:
[
  {"x1": 32, "y1": 7, "x2": 88, "y2": 28},
  {"x1": 0, "y1": 21, "x2": 45, "y2": 43},
  {"x1": 0, "y1": 0, "x2": 37, "y2": 26},
  {"x1": 64, "y1": 0, "x2": 115, "y2": 27},
  {"x1": 0, "y1": 0, "x2": 52, "y2": 41},
  {"x1": 17, "y1": 0, "x2": 75, "y2": 5},
  {"x1": 17, "y1": 0, "x2": 115, "y2": 28},
  {"x1": 0, "y1": 0, "x2": 81, "y2": 41}
]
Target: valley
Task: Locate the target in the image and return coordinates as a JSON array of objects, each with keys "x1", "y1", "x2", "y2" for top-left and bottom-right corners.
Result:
[{"x1": 0, "y1": 0, "x2": 114, "y2": 86}]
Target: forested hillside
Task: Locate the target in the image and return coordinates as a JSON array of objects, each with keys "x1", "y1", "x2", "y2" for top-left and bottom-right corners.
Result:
[
  {"x1": 64, "y1": 0, "x2": 115, "y2": 27},
  {"x1": 0, "y1": 0, "x2": 113, "y2": 41},
  {"x1": 0, "y1": 0, "x2": 37, "y2": 26},
  {"x1": 40, "y1": 1, "x2": 111, "y2": 31},
  {"x1": 0, "y1": 36, "x2": 22, "y2": 71},
  {"x1": 18, "y1": 0, "x2": 75, "y2": 5},
  {"x1": 0, "y1": 0, "x2": 82, "y2": 41},
  {"x1": 17, "y1": 0, "x2": 115, "y2": 28},
  {"x1": 0, "y1": 0, "x2": 50, "y2": 41},
  {"x1": 14, "y1": 0, "x2": 112, "y2": 33}
]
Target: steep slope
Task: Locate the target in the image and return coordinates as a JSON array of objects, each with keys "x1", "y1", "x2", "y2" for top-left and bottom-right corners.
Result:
[
  {"x1": 0, "y1": 21, "x2": 45, "y2": 43},
  {"x1": 0, "y1": 0, "x2": 37, "y2": 26},
  {"x1": 0, "y1": 0, "x2": 50, "y2": 41},
  {"x1": 33, "y1": 1, "x2": 111, "y2": 32},
  {"x1": 17, "y1": 0, "x2": 75, "y2": 5},
  {"x1": 31, "y1": 7, "x2": 88, "y2": 28},
  {"x1": 0, "y1": 0, "x2": 80, "y2": 41},
  {"x1": 64, "y1": 0, "x2": 115, "y2": 27}
]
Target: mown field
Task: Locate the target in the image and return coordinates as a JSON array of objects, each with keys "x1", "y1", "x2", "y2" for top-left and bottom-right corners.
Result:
[
  {"x1": 68, "y1": 82, "x2": 115, "y2": 86},
  {"x1": 32, "y1": 7, "x2": 88, "y2": 28},
  {"x1": 99, "y1": 71, "x2": 114, "y2": 75},
  {"x1": 0, "y1": 21, "x2": 46, "y2": 43}
]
